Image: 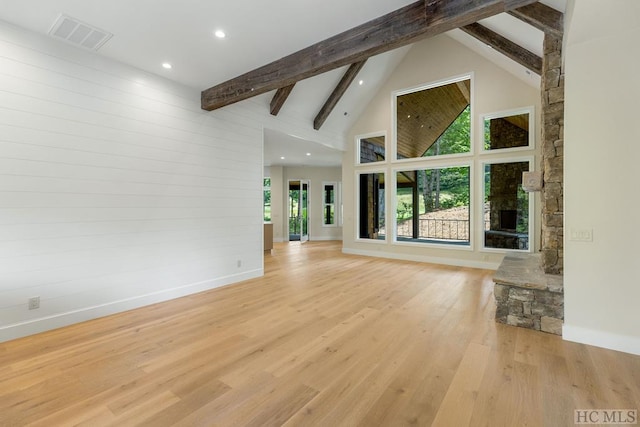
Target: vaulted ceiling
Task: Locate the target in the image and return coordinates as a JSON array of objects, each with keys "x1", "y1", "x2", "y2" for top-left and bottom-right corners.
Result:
[{"x1": 0, "y1": 0, "x2": 566, "y2": 167}]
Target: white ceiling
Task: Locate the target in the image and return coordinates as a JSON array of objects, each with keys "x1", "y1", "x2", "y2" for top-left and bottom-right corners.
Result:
[
  {"x1": 264, "y1": 129, "x2": 343, "y2": 168},
  {"x1": 0, "y1": 0, "x2": 566, "y2": 168}
]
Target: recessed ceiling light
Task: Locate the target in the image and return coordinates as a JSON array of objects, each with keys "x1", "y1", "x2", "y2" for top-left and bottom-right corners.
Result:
[
  {"x1": 162, "y1": 62, "x2": 172, "y2": 69},
  {"x1": 215, "y1": 30, "x2": 226, "y2": 39},
  {"x1": 280, "y1": 156, "x2": 285, "y2": 160},
  {"x1": 358, "y1": 80, "x2": 364, "y2": 85},
  {"x1": 306, "y1": 153, "x2": 311, "y2": 156}
]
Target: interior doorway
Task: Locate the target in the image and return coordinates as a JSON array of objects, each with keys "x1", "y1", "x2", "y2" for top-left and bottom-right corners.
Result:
[{"x1": 288, "y1": 180, "x2": 309, "y2": 242}]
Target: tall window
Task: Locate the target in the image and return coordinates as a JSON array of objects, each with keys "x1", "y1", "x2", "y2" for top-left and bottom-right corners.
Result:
[
  {"x1": 357, "y1": 172, "x2": 385, "y2": 240},
  {"x1": 263, "y1": 178, "x2": 271, "y2": 222},
  {"x1": 322, "y1": 182, "x2": 337, "y2": 226},
  {"x1": 392, "y1": 75, "x2": 472, "y2": 247},
  {"x1": 481, "y1": 107, "x2": 535, "y2": 252},
  {"x1": 483, "y1": 160, "x2": 532, "y2": 250}
]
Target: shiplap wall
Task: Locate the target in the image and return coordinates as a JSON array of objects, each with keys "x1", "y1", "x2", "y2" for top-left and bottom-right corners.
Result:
[{"x1": 0, "y1": 22, "x2": 264, "y2": 341}]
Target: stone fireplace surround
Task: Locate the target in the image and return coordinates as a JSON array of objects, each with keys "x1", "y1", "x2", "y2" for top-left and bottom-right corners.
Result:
[{"x1": 493, "y1": 253, "x2": 563, "y2": 335}]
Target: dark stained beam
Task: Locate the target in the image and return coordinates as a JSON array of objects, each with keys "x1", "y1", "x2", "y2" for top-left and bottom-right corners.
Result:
[
  {"x1": 424, "y1": 0, "x2": 535, "y2": 26},
  {"x1": 201, "y1": 0, "x2": 539, "y2": 111},
  {"x1": 270, "y1": 84, "x2": 295, "y2": 116},
  {"x1": 314, "y1": 60, "x2": 367, "y2": 130},
  {"x1": 460, "y1": 22, "x2": 542, "y2": 75},
  {"x1": 508, "y1": 2, "x2": 563, "y2": 37}
]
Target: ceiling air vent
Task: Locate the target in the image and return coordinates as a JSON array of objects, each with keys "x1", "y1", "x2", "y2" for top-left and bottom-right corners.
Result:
[{"x1": 48, "y1": 14, "x2": 112, "y2": 51}]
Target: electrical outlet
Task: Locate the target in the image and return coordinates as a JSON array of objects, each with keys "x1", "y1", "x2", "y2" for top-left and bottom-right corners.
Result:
[
  {"x1": 570, "y1": 228, "x2": 593, "y2": 242},
  {"x1": 237, "y1": 259, "x2": 242, "y2": 268},
  {"x1": 28, "y1": 296, "x2": 40, "y2": 310}
]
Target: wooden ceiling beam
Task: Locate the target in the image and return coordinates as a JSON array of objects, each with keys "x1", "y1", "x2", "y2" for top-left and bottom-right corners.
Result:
[
  {"x1": 460, "y1": 22, "x2": 542, "y2": 75},
  {"x1": 507, "y1": 2, "x2": 563, "y2": 37},
  {"x1": 201, "y1": 0, "x2": 539, "y2": 111},
  {"x1": 270, "y1": 84, "x2": 295, "y2": 116},
  {"x1": 314, "y1": 60, "x2": 367, "y2": 130}
]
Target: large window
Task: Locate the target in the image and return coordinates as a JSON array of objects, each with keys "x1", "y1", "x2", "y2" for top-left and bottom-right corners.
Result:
[
  {"x1": 396, "y1": 166, "x2": 470, "y2": 245},
  {"x1": 395, "y1": 77, "x2": 471, "y2": 160},
  {"x1": 355, "y1": 71, "x2": 537, "y2": 253}
]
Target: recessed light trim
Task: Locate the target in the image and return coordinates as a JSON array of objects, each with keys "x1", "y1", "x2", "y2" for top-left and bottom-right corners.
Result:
[
  {"x1": 215, "y1": 29, "x2": 226, "y2": 39},
  {"x1": 280, "y1": 156, "x2": 285, "y2": 160},
  {"x1": 162, "y1": 62, "x2": 172, "y2": 69},
  {"x1": 306, "y1": 153, "x2": 311, "y2": 156},
  {"x1": 358, "y1": 80, "x2": 364, "y2": 85}
]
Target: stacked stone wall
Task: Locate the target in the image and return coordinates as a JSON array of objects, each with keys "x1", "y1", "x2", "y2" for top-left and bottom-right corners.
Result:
[
  {"x1": 541, "y1": 33, "x2": 564, "y2": 274},
  {"x1": 495, "y1": 284, "x2": 563, "y2": 335},
  {"x1": 493, "y1": 253, "x2": 564, "y2": 335}
]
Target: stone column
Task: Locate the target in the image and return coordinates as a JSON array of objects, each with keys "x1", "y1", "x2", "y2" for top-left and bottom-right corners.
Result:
[{"x1": 541, "y1": 33, "x2": 564, "y2": 275}]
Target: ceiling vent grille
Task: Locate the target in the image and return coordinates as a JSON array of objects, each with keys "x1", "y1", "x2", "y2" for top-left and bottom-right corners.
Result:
[{"x1": 48, "y1": 14, "x2": 112, "y2": 51}]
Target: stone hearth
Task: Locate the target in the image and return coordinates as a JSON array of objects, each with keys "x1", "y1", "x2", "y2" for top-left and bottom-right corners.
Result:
[{"x1": 493, "y1": 253, "x2": 563, "y2": 335}]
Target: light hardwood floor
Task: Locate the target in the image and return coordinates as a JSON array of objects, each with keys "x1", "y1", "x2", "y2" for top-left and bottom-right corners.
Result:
[{"x1": 1, "y1": 241, "x2": 639, "y2": 426}]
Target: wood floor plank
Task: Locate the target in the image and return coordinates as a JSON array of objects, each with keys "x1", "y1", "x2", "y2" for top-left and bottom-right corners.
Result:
[
  {"x1": 135, "y1": 379, "x2": 231, "y2": 427},
  {"x1": 431, "y1": 342, "x2": 491, "y2": 426},
  {"x1": 0, "y1": 241, "x2": 638, "y2": 426}
]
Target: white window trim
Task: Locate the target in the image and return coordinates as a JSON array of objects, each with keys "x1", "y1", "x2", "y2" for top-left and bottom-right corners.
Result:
[
  {"x1": 480, "y1": 105, "x2": 536, "y2": 155},
  {"x1": 355, "y1": 131, "x2": 388, "y2": 166},
  {"x1": 354, "y1": 170, "x2": 388, "y2": 244},
  {"x1": 478, "y1": 156, "x2": 535, "y2": 253},
  {"x1": 391, "y1": 162, "x2": 474, "y2": 251},
  {"x1": 391, "y1": 72, "x2": 475, "y2": 164},
  {"x1": 322, "y1": 181, "x2": 338, "y2": 228}
]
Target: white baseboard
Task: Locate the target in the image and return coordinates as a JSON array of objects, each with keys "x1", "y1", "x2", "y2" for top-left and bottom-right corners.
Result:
[
  {"x1": 342, "y1": 247, "x2": 500, "y2": 270},
  {"x1": 0, "y1": 269, "x2": 263, "y2": 343},
  {"x1": 310, "y1": 236, "x2": 343, "y2": 241},
  {"x1": 563, "y1": 324, "x2": 640, "y2": 356}
]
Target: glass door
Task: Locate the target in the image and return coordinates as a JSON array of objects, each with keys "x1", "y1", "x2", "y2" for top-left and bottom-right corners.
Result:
[
  {"x1": 300, "y1": 180, "x2": 309, "y2": 242},
  {"x1": 288, "y1": 180, "x2": 309, "y2": 242}
]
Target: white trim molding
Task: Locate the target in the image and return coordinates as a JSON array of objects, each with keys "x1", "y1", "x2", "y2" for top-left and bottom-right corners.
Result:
[
  {"x1": 563, "y1": 324, "x2": 640, "y2": 356},
  {"x1": 0, "y1": 269, "x2": 263, "y2": 343}
]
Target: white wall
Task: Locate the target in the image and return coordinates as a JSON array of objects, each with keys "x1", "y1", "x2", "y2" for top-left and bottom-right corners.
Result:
[
  {"x1": 343, "y1": 34, "x2": 541, "y2": 269},
  {"x1": 0, "y1": 21, "x2": 345, "y2": 342},
  {"x1": 563, "y1": 0, "x2": 640, "y2": 355},
  {"x1": 265, "y1": 166, "x2": 285, "y2": 242}
]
